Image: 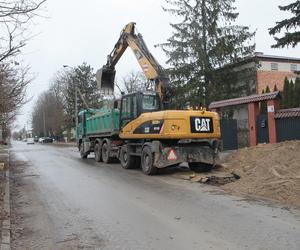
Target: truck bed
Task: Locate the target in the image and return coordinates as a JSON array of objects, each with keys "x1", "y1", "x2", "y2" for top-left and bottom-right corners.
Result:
[{"x1": 85, "y1": 108, "x2": 120, "y2": 136}]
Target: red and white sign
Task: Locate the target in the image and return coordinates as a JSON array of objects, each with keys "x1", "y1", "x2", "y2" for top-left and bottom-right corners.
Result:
[
  {"x1": 142, "y1": 64, "x2": 149, "y2": 72},
  {"x1": 167, "y1": 149, "x2": 177, "y2": 161},
  {"x1": 267, "y1": 105, "x2": 274, "y2": 113}
]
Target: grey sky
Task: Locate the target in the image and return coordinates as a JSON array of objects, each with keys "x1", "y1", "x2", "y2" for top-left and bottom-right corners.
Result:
[{"x1": 16, "y1": 0, "x2": 299, "y2": 129}]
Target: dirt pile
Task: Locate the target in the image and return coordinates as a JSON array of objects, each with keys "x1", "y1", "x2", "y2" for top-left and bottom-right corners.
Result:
[{"x1": 222, "y1": 140, "x2": 300, "y2": 207}]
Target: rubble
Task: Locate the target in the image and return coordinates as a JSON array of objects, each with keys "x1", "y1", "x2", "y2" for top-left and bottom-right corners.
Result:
[{"x1": 221, "y1": 140, "x2": 300, "y2": 207}]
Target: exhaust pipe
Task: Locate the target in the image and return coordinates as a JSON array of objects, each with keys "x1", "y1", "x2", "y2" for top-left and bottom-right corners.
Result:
[{"x1": 96, "y1": 66, "x2": 116, "y2": 94}]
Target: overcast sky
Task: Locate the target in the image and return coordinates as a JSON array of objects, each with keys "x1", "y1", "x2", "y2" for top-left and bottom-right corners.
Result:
[{"x1": 16, "y1": 0, "x2": 299, "y2": 130}]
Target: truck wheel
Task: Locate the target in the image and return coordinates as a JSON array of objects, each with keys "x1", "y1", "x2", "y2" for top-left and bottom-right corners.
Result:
[
  {"x1": 120, "y1": 146, "x2": 137, "y2": 169},
  {"x1": 141, "y1": 146, "x2": 158, "y2": 175},
  {"x1": 101, "y1": 142, "x2": 112, "y2": 163},
  {"x1": 94, "y1": 143, "x2": 102, "y2": 162},
  {"x1": 188, "y1": 162, "x2": 212, "y2": 172},
  {"x1": 79, "y1": 143, "x2": 88, "y2": 159}
]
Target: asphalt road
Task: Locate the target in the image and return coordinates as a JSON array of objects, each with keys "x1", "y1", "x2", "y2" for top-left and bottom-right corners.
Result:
[{"x1": 10, "y1": 141, "x2": 300, "y2": 250}]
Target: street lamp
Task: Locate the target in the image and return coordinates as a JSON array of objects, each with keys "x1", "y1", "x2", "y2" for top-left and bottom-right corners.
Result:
[{"x1": 63, "y1": 65, "x2": 78, "y2": 129}]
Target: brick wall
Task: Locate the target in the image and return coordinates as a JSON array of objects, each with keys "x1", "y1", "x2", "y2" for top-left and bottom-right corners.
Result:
[{"x1": 256, "y1": 71, "x2": 296, "y2": 94}]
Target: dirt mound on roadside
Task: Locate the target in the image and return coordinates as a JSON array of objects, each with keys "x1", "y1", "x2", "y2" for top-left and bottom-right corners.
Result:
[{"x1": 221, "y1": 140, "x2": 300, "y2": 207}]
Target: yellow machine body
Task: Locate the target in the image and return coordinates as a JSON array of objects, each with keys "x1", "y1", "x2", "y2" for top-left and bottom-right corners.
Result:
[{"x1": 120, "y1": 110, "x2": 220, "y2": 140}]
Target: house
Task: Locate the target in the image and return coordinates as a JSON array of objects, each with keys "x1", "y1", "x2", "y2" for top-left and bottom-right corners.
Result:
[
  {"x1": 227, "y1": 52, "x2": 300, "y2": 95},
  {"x1": 210, "y1": 53, "x2": 300, "y2": 149},
  {"x1": 255, "y1": 52, "x2": 300, "y2": 93}
]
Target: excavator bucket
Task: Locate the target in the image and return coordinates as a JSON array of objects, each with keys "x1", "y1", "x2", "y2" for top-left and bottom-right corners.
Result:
[{"x1": 96, "y1": 66, "x2": 116, "y2": 94}]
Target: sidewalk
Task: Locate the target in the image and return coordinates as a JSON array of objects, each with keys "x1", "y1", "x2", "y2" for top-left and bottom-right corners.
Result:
[{"x1": 0, "y1": 145, "x2": 10, "y2": 250}]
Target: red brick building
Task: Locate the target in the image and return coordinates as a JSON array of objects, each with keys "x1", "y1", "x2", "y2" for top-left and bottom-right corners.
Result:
[
  {"x1": 255, "y1": 52, "x2": 300, "y2": 94},
  {"x1": 213, "y1": 52, "x2": 300, "y2": 104},
  {"x1": 210, "y1": 53, "x2": 300, "y2": 148}
]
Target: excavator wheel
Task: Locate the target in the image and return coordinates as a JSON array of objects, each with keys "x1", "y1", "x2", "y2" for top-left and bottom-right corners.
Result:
[
  {"x1": 120, "y1": 146, "x2": 138, "y2": 169},
  {"x1": 141, "y1": 146, "x2": 158, "y2": 175}
]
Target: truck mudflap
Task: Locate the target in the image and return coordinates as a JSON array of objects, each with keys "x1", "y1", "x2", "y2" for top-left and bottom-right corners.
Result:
[{"x1": 152, "y1": 140, "x2": 220, "y2": 168}]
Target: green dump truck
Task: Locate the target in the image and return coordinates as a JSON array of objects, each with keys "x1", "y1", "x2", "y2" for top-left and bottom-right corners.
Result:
[{"x1": 77, "y1": 105, "x2": 121, "y2": 162}]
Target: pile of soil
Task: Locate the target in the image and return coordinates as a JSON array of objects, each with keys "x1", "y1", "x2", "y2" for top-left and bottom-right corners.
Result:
[{"x1": 222, "y1": 140, "x2": 300, "y2": 207}]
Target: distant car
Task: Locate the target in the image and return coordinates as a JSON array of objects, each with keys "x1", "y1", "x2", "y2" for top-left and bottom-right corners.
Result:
[
  {"x1": 27, "y1": 138, "x2": 34, "y2": 144},
  {"x1": 22, "y1": 138, "x2": 27, "y2": 142},
  {"x1": 41, "y1": 137, "x2": 53, "y2": 143},
  {"x1": 38, "y1": 137, "x2": 44, "y2": 143},
  {"x1": 34, "y1": 136, "x2": 39, "y2": 142}
]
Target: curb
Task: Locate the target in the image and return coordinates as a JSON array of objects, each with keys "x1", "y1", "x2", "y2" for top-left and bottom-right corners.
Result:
[{"x1": 1, "y1": 152, "x2": 10, "y2": 250}]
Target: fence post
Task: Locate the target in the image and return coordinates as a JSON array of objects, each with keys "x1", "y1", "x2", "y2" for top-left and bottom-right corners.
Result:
[
  {"x1": 267, "y1": 99, "x2": 279, "y2": 144},
  {"x1": 248, "y1": 102, "x2": 259, "y2": 146}
]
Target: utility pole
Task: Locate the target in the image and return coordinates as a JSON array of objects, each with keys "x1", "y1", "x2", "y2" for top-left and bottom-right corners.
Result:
[
  {"x1": 63, "y1": 65, "x2": 78, "y2": 129},
  {"x1": 75, "y1": 85, "x2": 78, "y2": 129},
  {"x1": 77, "y1": 87, "x2": 89, "y2": 110},
  {"x1": 43, "y1": 109, "x2": 46, "y2": 136}
]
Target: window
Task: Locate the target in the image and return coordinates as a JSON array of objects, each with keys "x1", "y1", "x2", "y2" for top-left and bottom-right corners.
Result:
[
  {"x1": 121, "y1": 96, "x2": 137, "y2": 119},
  {"x1": 142, "y1": 95, "x2": 159, "y2": 111},
  {"x1": 132, "y1": 95, "x2": 137, "y2": 118},
  {"x1": 291, "y1": 64, "x2": 297, "y2": 72},
  {"x1": 121, "y1": 97, "x2": 130, "y2": 118},
  {"x1": 271, "y1": 63, "x2": 278, "y2": 71}
]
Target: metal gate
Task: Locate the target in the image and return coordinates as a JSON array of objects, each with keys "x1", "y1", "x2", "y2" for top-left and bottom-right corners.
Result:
[
  {"x1": 256, "y1": 114, "x2": 269, "y2": 143},
  {"x1": 276, "y1": 117, "x2": 300, "y2": 142},
  {"x1": 220, "y1": 119, "x2": 238, "y2": 150}
]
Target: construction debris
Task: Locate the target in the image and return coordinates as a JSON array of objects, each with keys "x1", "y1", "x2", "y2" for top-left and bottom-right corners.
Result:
[
  {"x1": 172, "y1": 168, "x2": 239, "y2": 185},
  {"x1": 221, "y1": 140, "x2": 300, "y2": 207}
]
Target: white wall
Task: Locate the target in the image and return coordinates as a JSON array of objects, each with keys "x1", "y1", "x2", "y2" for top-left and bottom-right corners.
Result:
[{"x1": 259, "y1": 61, "x2": 300, "y2": 72}]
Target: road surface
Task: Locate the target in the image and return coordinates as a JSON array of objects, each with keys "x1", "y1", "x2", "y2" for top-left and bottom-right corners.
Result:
[{"x1": 10, "y1": 141, "x2": 300, "y2": 250}]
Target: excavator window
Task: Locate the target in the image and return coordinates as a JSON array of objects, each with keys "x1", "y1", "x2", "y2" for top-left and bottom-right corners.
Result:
[
  {"x1": 120, "y1": 92, "x2": 160, "y2": 128},
  {"x1": 142, "y1": 95, "x2": 159, "y2": 111},
  {"x1": 120, "y1": 95, "x2": 138, "y2": 128},
  {"x1": 121, "y1": 97, "x2": 131, "y2": 118}
]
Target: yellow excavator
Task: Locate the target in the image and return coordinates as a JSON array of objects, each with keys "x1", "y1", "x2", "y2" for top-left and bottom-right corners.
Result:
[{"x1": 78, "y1": 22, "x2": 221, "y2": 175}]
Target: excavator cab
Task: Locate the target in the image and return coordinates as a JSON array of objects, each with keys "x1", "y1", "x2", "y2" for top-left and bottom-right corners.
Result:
[
  {"x1": 96, "y1": 66, "x2": 116, "y2": 94},
  {"x1": 119, "y1": 91, "x2": 161, "y2": 128}
]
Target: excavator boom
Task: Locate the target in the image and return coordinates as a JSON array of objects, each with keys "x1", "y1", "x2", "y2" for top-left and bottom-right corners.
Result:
[{"x1": 96, "y1": 22, "x2": 170, "y2": 105}]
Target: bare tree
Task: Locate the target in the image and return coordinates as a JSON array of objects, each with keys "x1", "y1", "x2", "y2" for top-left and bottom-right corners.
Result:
[
  {"x1": 120, "y1": 71, "x2": 152, "y2": 94},
  {"x1": 31, "y1": 90, "x2": 64, "y2": 138},
  {"x1": 0, "y1": 1, "x2": 46, "y2": 141},
  {"x1": 0, "y1": 62, "x2": 31, "y2": 124},
  {"x1": 0, "y1": 0, "x2": 46, "y2": 62},
  {"x1": 32, "y1": 63, "x2": 103, "y2": 139}
]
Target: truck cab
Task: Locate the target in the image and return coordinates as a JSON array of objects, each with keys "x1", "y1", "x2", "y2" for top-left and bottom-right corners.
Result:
[{"x1": 77, "y1": 109, "x2": 99, "y2": 139}]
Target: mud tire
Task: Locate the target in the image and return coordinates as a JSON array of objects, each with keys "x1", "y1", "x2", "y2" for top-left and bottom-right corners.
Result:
[
  {"x1": 141, "y1": 146, "x2": 158, "y2": 175},
  {"x1": 79, "y1": 143, "x2": 88, "y2": 159},
  {"x1": 120, "y1": 146, "x2": 138, "y2": 169},
  {"x1": 94, "y1": 143, "x2": 102, "y2": 162},
  {"x1": 101, "y1": 142, "x2": 112, "y2": 163}
]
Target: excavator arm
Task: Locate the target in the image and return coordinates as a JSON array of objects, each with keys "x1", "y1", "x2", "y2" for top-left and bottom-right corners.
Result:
[{"x1": 96, "y1": 22, "x2": 170, "y2": 106}]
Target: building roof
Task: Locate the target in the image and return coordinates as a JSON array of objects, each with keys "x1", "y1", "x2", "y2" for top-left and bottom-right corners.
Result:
[
  {"x1": 209, "y1": 91, "x2": 281, "y2": 109},
  {"x1": 213, "y1": 52, "x2": 300, "y2": 73},
  {"x1": 275, "y1": 108, "x2": 300, "y2": 119},
  {"x1": 255, "y1": 52, "x2": 300, "y2": 63}
]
